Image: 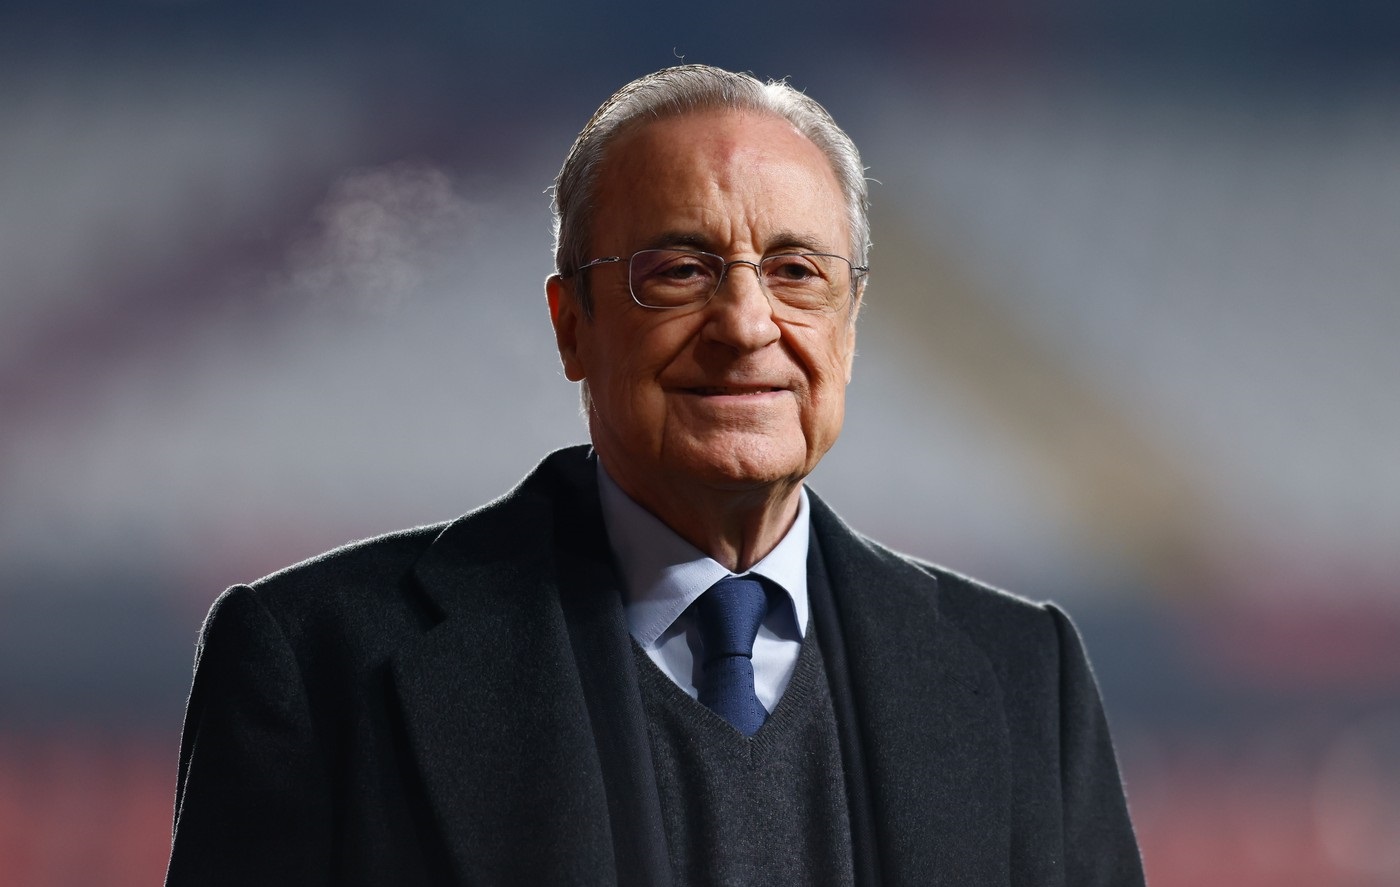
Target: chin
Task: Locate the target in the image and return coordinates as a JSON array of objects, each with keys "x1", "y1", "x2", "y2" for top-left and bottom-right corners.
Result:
[{"x1": 671, "y1": 434, "x2": 815, "y2": 491}]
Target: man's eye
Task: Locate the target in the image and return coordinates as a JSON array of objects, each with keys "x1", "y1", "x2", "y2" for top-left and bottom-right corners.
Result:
[
  {"x1": 653, "y1": 257, "x2": 713, "y2": 282},
  {"x1": 766, "y1": 256, "x2": 821, "y2": 281},
  {"x1": 664, "y1": 262, "x2": 705, "y2": 279}
]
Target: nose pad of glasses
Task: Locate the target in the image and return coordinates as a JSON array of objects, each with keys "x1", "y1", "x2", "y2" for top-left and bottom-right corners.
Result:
[{"x1": 714, "y1": 259, "x2": 769, "y2": 300}]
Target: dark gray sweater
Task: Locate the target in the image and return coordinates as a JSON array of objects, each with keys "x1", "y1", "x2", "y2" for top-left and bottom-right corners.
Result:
[{"x1": 636, "y1": 633, "x2": 855, "y2": 886}]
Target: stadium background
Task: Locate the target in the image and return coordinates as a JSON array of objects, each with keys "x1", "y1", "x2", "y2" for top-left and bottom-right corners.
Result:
[{"x1": 2, "y1": 2, "x2": 1399, "y2": 883}]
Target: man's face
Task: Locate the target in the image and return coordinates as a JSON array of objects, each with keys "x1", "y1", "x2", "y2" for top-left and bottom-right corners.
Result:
[{"x1": 547, "y1": 110, "x2": 860, "y2": 507}]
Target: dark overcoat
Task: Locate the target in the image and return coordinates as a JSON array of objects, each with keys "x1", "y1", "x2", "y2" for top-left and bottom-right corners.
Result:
[{"x1": 165, "y1": 446, "x2": 1145, "y2": 886}]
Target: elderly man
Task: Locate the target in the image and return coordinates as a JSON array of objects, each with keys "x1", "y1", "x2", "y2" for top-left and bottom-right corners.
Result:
[{"x1": 166, "y1": 65, "x2": 1145, "y2": 886}]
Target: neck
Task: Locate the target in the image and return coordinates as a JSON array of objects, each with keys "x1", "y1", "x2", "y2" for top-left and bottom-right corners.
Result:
[{"x1": 602, "y1": 462, "x2": 802, "y2": 573}]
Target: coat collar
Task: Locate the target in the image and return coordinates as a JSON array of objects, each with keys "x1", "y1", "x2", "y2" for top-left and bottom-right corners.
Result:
[
  {"x1": 388, "y1": 446, "x2": 1010, "y2": 885},
  {"x1": 808, "y1": 494, "x2": 1013, "y2": 885}
]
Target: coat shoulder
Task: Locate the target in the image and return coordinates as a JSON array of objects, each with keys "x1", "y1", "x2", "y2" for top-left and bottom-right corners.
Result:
[
  {"x1": 247, "y1": 522, "x2": 448, "y2": 619},
  {"x1": 204, "y1": 446, "x2": 596, "y2": 667},
  {"x1": 809, "y1": 490, "x2": 1055, "y2": 633},
  {"x1": 902, "y1": 550, "x2": 1059, "y2": 640},
  {"x1": 807, "y1": 491, "x2": 1070, "y2": 683}
]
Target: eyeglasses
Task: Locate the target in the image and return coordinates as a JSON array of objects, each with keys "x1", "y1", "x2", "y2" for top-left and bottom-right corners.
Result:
[{"x1": 569, "y1": 248, "x2": 867, "y2": 313}]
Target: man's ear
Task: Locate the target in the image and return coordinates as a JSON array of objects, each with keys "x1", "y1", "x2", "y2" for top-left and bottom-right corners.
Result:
[{"x1": 546, "y1": 274, "x2": 587, "y2": 382}]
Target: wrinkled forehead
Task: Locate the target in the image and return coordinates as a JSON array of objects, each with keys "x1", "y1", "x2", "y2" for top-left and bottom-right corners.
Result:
[{"x1": 589, "y1": 109, "x2": 849, "y2": 249}]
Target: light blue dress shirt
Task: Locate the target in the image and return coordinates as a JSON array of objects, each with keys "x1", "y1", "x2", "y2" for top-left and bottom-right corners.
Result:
[{"x1": 596, "y1": 464, "x2": 810, "y2": 714}]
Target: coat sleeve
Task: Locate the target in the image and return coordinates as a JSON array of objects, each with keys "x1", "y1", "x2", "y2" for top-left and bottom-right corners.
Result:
[
  {"x1": 165, "y1": 585, "x2": 334, "y2": 887},
  {"x1": 1046, "y1": 603, "x2": 1147, "y2": 886}
]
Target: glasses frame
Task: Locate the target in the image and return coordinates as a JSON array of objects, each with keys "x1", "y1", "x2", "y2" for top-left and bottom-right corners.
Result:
[{"x1": 570, "y1": 248, "x2": 868, "y2": 313}]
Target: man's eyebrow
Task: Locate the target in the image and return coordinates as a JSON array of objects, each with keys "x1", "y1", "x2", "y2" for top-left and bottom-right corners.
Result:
[
  {"x1": 764, "y1": 230, "x2": 831, "y2": 254},
  {"x1": 642, "y1": 231, "x2": 714, "y2": 252},
  {"x1": 640, "y1": 230, "x2": 834, "y2": 254}
]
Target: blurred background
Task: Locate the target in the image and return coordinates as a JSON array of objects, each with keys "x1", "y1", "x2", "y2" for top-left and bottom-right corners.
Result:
[{"x1": 2, "y1": 1, "x2": 1398, "y2": 884}]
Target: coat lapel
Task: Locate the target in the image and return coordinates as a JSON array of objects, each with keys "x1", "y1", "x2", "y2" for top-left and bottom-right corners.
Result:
[
  {"x1": 811, "y1": 495, "x2": 1012, "y2": 886},
  {"x1": 391, "y1": 528, "x2": 615, "y2": 882},
  {"x1": 549, "y1": 461, "x2": 675, "y2": 887},
  {"x1": 385, "y1": 450, "x2": 1011, "y2": 884},
  {"x1": 388, "y1": 454, "x2": 614, "y2": 883},
  {"x1": 388, "y1": 448, "x2": 669, "y2": 886}
]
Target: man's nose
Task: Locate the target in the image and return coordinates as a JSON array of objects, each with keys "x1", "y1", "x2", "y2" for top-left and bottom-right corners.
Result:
[{"x1": 703, "y1": 261, "x2": 781, "y2": 351}]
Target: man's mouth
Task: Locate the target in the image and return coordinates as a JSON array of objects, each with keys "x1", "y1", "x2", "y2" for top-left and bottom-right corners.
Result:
[{"x1": 687, "y1": 386, "x2": 783, "y2": 396}]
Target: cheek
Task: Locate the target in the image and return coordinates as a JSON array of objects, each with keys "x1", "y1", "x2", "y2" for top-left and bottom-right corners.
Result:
[
  {"x1": 585, "y1": 324, "x2": 672, "y2": 413},
  {"x1": 811, "y1": 381, "x2": 847, "y2": 427},
  {"x1": 577, "y1": 318, "x2": 634, "y2": 386},
  {"x1": 807, "y1": 330, "x2": 856, "y2": 387},
  {"x1": 803, "y1": 338, "x2": 854, "y2": 425}
]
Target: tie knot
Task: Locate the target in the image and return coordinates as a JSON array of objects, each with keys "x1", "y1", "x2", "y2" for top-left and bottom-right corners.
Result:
[{"x1": 696, "y1": 576, "x2": 769, "y2": 660}]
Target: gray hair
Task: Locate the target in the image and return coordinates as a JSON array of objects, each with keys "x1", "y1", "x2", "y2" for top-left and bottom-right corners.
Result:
[{"x1": 551, "y1": 64, "x2": 870, "y2": 313}]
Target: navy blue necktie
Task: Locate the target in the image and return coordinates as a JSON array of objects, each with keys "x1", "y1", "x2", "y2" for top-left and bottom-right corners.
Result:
[{"x1": 696, "y1": 576, "x2": 770, "y2": 736}]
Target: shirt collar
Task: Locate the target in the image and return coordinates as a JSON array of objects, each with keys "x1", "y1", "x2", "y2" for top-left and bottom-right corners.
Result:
[{"x1": 596, "y1": 463, "x2": 810, "y2": 647}]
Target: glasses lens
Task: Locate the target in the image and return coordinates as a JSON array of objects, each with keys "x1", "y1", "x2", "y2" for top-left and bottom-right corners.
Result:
[
  {"x1": 629, "y1": 249, "x2": 723, "y2": 307},
  {"x1": 627, "y1": 249, "x2": 855, "y2": 311},
  {"x1": 761, "y1": 254, "x2": 850, "y2": 312}
]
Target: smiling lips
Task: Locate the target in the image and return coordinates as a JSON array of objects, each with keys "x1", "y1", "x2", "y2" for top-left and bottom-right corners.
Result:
[{"x1": 686, "y1": 385, "x2": 785, "y2": 396}]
